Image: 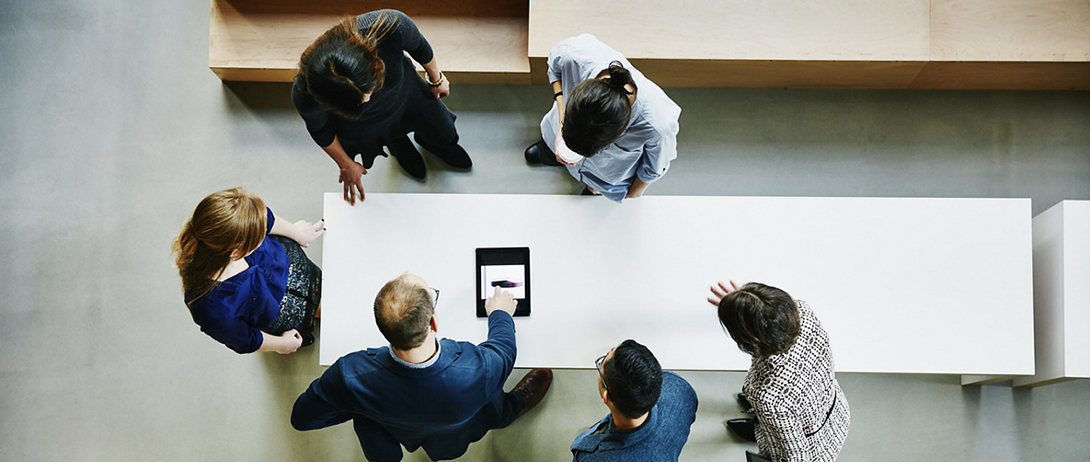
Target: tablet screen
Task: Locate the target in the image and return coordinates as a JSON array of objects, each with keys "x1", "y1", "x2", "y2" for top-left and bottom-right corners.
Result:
[
  {"x1": 476, "y1": 247, "x2": 530, "y2": 317},
  {"x1": 480, "y1": 265, "x2": 527, "y2": 300}
]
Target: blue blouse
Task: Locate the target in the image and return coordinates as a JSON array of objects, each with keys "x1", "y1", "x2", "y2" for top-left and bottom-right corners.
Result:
[{"x1": 186, "y1": 208, "x2": 290, "y2": 353}]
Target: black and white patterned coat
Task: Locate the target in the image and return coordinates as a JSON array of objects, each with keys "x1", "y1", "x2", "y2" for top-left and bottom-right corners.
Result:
[{"x1": 743, "y1": 301, "x2": 851, "y2": 462}]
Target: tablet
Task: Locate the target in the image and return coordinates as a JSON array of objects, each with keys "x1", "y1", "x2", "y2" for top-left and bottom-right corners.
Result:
[{"x1": 476, "y1": 247, "x2": 530, "y2": 317}]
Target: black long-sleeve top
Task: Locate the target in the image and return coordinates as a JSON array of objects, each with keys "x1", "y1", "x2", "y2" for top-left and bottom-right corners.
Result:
[{"x1": 291, "y1": 10, "x2": 434, "y2": 148}]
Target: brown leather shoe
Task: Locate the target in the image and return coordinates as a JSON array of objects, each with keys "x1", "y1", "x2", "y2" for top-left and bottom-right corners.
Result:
[{"x1": 513, "y1": 369, "x2": 553, "y2": 417}]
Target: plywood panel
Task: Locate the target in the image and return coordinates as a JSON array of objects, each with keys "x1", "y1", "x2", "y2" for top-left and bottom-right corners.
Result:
[
  {"x1": 909, "y1": 62, "x2": 1090, "y2": 89},
  {"x1": 209, "y1": 0, "x2": 529, "y2": 83},
  {"x1": 932, "y1": 0, "x2": 1090, "y2": 62},
  {"x1": 528, "y1": 0, "x2": 931, "y2": 61},
  {"x1": 627, "y1": 59, "x2": 926, "y2": 89},
  {"x1": 530, "y1": 56, "x2": 926, "y2": 89}
]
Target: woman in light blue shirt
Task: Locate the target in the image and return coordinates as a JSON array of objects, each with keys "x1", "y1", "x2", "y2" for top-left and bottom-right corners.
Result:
[{"x1": 524, "y1": 34, "x2": 681, "y2": 202}]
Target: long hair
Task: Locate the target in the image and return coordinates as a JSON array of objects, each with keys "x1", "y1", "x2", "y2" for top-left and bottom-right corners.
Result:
[
  {"x1": 298, "y1": 13, "x2": 396, "y2": 119},
  {"x1": 562, "y1": 61, "x2": 637, "y2": 156},
  {"x1": 172, "y1": 188, "x2": 267, "y2": 305}
]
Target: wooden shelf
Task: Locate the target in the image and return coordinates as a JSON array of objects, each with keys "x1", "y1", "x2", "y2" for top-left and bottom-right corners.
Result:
[
  {"x1": 526, "y1": 0, "x2": 1090, "y2": 89},
  {"x1": 209, "y1": 0, "x2": 530, "y2": 84},
  {"x1": 209, "y1": 0, "x2": 1090, "y2": 89},
  {"x1": 921, "y1": 0, "x2": 1090, "y2": 89}
]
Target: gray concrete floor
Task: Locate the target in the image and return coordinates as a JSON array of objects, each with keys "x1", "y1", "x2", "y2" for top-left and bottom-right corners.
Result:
[{"x1": 2, "y1": 1, "x2": 1090, "y2": 461}]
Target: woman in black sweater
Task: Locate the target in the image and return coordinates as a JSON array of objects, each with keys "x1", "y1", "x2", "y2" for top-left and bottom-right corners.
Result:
[{"x1": 292, "y1": 10, "x2": 471, "y2": 205}]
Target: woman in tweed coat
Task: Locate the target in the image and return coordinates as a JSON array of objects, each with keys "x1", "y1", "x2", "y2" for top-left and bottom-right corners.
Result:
[{"x1": 708, "y1": 281, "x2": 850, "y2": 462}]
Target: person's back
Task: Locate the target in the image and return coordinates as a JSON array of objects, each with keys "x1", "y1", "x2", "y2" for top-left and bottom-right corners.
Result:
[
  {"x1": 298, "y1": 334, "x2": 516, "y2": 439},
  {"x1": 572, "y1": 341, "x2": 698, "y2": 462},
  {"x1": 744, "y1": 301, "x2": 850, "y2": 462},
  {"x1": 291, "y1": 275, "x2": 551, "y2": 462}
]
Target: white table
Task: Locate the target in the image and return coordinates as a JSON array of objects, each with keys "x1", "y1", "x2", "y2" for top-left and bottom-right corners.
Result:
[
  {"x1": 320, "y1": 193, "x2": 1033, "y2": 377},
  {"x1": 1010, "y1": 201, "x2": 1090, "y2": 387}
]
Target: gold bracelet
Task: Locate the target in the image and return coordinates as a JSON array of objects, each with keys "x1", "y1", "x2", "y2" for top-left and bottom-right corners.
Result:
[{"x1": 425, "y1": 71, "x2": 444, "y2": 87}]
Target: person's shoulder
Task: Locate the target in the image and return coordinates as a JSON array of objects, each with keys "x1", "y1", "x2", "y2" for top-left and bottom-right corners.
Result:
[
  {"x1": 659, "y1": 372, "x2": 698, "y2": 417},
  {"x1": 569, "y1": 415, "x2": 612, "y2": 457},
  {"x1": 442, "y1": 338, "x2": 483, "y2": 363},
  {"x1": 553, "y1": 34, "x2": 619, "y2": 59},
  {"x1": 364, "y1": 8, "x2": 410, "y2": 20},
  {"x1": 795, "y1": 299, "x2": 814, "y2": 316},
  {"x1": 632, "y1": 83, "x2": 681, "y2": 139},
  {"x1": 291, "y1": 75, "x2": 322, "y2": 112},
  {"x1": 662, "y1": 371, "x2": 693, "y2": 393},
  {"x1": 360, "y1": 9, "x2": 413, "y2": 35},
  {"x1": 565, "y1": 33, "x2": 607, "y2": 48},
  {"x1": 330, "y1": 348, "x2": 389, "y2": 379}
]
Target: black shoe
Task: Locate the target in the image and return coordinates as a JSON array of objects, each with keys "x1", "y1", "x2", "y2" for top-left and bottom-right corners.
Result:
[
  {"x1": 580, "y1": 186, "x2": 595, "y2": 196},
  {"x1": 727, "y1": 418, "x2": 757, "y2": 442},
  {"x1": 524, "y1": 140, "x2": 560, "y2": 166},
  {"x1": 387, "y1": 136, "x2": 426, "y2": 180},
  {"x1": 414, "y1": 135, "x2": 472, "y2": 169}
]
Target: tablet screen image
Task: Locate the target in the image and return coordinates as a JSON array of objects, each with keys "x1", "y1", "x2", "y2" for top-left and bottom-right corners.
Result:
[
  {"x1": 475, "y1": 247, "x2": 530, "y2": 317},
  {"x1": 481, "y1": 265, "x2": 526, "y2": 300}
]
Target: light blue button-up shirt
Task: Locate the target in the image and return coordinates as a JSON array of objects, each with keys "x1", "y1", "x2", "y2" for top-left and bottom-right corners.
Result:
[{"x1": 540, "y1": 34, "x2": 681, "y2": 203}]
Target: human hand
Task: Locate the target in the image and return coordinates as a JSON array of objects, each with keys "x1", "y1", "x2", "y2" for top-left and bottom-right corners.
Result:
[
  {"x1": 555, "y1": 131, "x2": 578, "y2": 166},
  {"x1": 485, "y1": 286, "x2": 517, "y2": 316},
  {"x1": 278, "y1": 329, "x2": 303, "y2": 354},
  {"x1": 292, "y1": 219, "x2": 325, "y2": 247},
  {"x1": 430, "y1": 74, "x2": 450, "y2": 99},
  {"x1": 339, "y1": 161, "x2": 367, "y2": 205},
  {"x1": 708, "y1": 280, "x2": 740, "y2": 307}
]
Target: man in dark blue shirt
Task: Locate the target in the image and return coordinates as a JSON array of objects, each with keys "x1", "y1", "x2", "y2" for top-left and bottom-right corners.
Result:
[
  {"x1": 571, "y1": 340, "x2": 698, "y2": 461},
  {"x1": 291, "y1": 273, "x2": 553, "y2": 461}
]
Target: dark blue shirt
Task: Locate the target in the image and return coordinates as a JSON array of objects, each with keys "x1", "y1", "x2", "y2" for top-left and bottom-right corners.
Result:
[
  {"x1": 571, "y1": 372, "x2": 698, "y2": 462},
  {"x1": 291, "y1": 311, "x2": 517, "y2": 457},
  {"x1": 186, "y1": 208, "x2": 289, "y2": 354}
]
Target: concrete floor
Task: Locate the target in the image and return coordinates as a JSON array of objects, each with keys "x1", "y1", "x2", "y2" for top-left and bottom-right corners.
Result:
[{"x1": 2, "y1": 1, "x2": 1090, "y2": 461}]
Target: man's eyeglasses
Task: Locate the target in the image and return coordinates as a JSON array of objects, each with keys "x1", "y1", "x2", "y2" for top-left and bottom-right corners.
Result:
[
  {"x1": 595, "y1": 354, "x2": 610, "y2": 393},
  {"x1": 431, "y1": 288, "x2": 441, "y2": 309}
]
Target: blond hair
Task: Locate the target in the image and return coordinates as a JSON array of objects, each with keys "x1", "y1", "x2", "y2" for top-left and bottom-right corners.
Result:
[{"x1": 172, "y1": 187, "x2": 267, "y2": 304}]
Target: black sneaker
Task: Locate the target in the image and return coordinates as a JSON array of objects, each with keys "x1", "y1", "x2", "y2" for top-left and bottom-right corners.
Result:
[
  {"x1": 415, "y1": 134, "x2": 472, "y2": 169},
  {"x1": 388, "y1": 136, "x2": 426, "y2": 179}
]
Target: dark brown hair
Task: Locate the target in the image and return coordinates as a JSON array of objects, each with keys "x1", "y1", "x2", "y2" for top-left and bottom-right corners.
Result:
[
  {"x1": 173, "y1": 188, "x2": 266, "y2": 304},
  {"x1": 298, "y1": 14, "x2": 395, "y2": 119},
  {"x1": 374, "y1": 275, "x2": 435, "y2": 350},
  {"x1": 717, "y1": 282, "x2": 801, "y2": 357},
  {"x1": 562, "y1": 61, "x2": 637, "y2": 156}
]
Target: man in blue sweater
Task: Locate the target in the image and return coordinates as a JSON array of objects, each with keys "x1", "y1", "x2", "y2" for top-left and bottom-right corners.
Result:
[
  {"x1": 571, "y1": 340, "x2": 698, "y2": 461},
  {"x1": 291, "y1": 273, "x2": 553, "y2": 461}
]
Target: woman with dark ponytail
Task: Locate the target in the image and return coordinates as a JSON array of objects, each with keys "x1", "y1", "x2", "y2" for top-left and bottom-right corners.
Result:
[
  {"x1": 524, "y1": 34, "x2": 681, "y2": 202},
  {"x1": 172, "y1": 188, "x2": 325, "y2": 354},
  {"x1": 293, "y1": 10, "x2": 470, "y2": 205}
]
